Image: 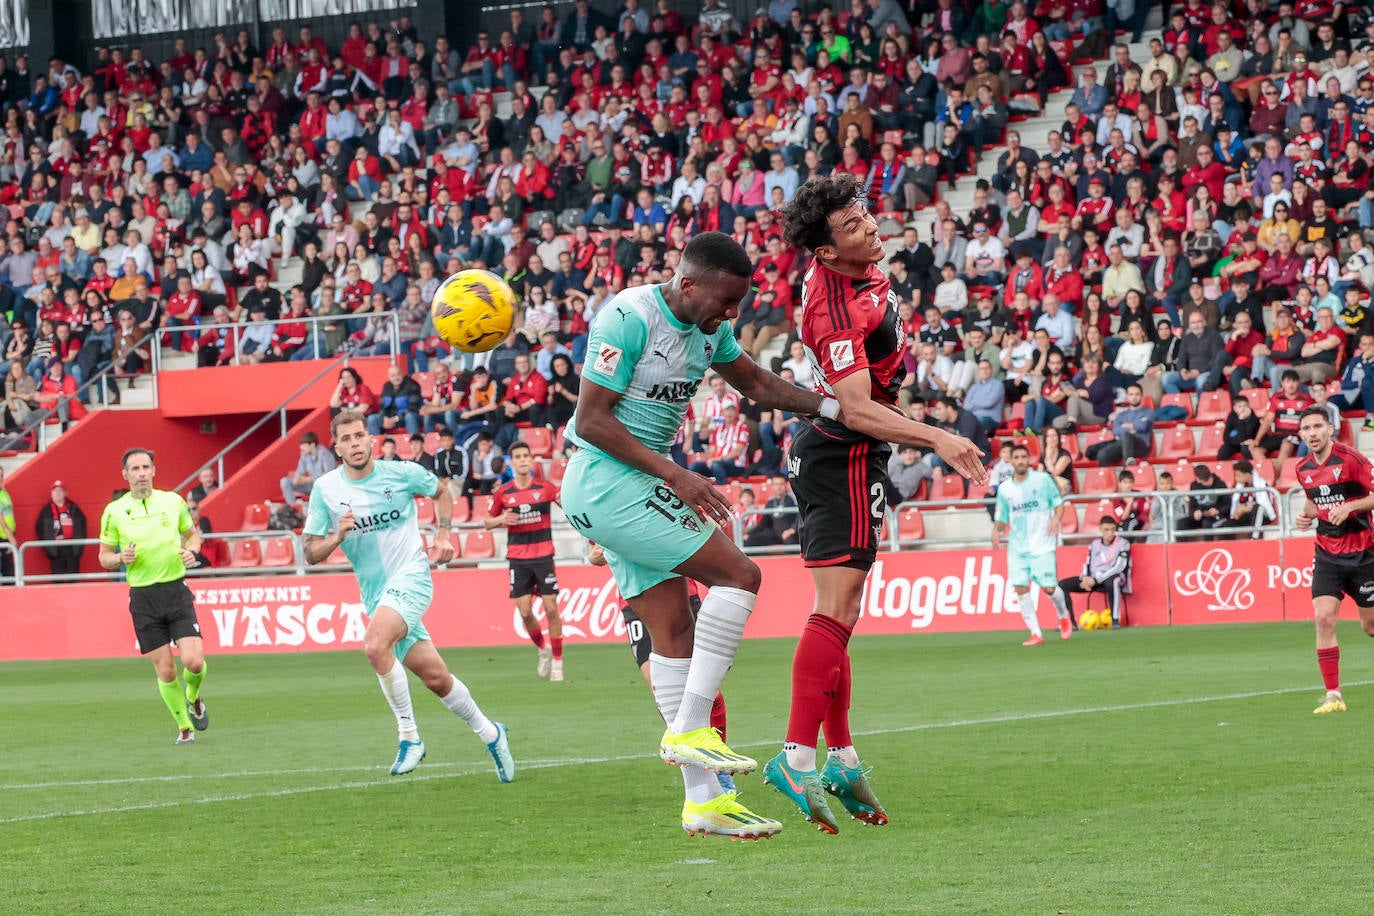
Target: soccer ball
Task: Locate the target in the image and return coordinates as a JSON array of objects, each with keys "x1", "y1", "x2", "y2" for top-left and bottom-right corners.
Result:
[
  {"x1": 1079, "y1": 610, "x2": 1099, "y2": 631},
  {"x1": 430, "y1": 269, "x2": 517, "y2": 353},
  {"x1": 1089, "y1": 609, "x2": 1110, "y2": 629}
]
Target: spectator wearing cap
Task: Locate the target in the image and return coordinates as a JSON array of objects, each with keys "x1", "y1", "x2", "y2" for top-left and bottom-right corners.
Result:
[{"x1": 35, "y1": 481, "x2": 86, "y2": 580}]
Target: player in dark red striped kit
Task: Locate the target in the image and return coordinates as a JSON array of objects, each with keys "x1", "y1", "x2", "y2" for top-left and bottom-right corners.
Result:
[
  {"x1": 487, "y1": 442, "x2": 566, "y2": 681},
  {"x1": 763, "y1": 173, "x2": 987, "y2": 832},
  {"x1": 1294, "y1": 406, "x2": 1374, "y2": 714}
]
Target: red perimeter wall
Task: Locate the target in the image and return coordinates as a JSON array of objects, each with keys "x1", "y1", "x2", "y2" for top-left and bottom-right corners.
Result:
[
  {"x1": 158, "y1": 357, "x2": 391, "y2": 418},
  {"x1": 0, "y1": 539, "x2": 1323, "y2": 661}
]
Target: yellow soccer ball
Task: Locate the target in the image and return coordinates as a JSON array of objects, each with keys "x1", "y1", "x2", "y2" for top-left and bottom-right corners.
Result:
[
  {"x1": 1089, "y1": 609, "x2": 1110, "y2": 630},
  {"x1": 1080, "y1": 610, "x2": 1099, "y2": 631},
  {"x1": 430, "y1": 269, "x2": 517, "y2": 353}
]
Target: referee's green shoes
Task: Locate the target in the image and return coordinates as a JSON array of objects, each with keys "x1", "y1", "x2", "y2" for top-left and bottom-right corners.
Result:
[
  {"x1": 682, "y1": 792, "x2": 782, "y2": 840},
  {"x1": 390, "y1": 739, "x2": 426, "y2": 775},
  {"x1": 187, "y1": 698, "x2": 209, "y2": 732},
  {"x1": 660, "y1": 726, "x2": 757, "y2": 774},
  {"x1": 821, "y1": 756, "x2": 889, "y2": 826}
]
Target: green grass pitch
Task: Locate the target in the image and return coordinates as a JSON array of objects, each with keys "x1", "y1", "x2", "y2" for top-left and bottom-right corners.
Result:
[{"x1": 2, "y1": 622, "x2": 1371, "y2": 914}]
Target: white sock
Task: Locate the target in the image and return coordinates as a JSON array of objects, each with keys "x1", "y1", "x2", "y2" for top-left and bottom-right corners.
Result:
[
  {"x1": 651, "y1": 652, "x2": 721, "y2": 803},
  {"x1": 827, "y1": 744, "x2": 860, "y2": 768},
  {"x1": 1019, "y1": 592, "x2": 1042, "y2": 637},
  {"x1": 783, "y1": 741, "x2": 817, "y2": 771},
  {"x1": 377, "y1": 662, "x2": 419, "y2": 742},
  {"x1": 440, "y1": 676, "x2": 498, "y2": 745},
  {"x1": 669, "y1": 587, "x2": 755, "y2": 734},
  {"x1": 1048, "y1": 588, "x2": 1070, "y2": 620}
]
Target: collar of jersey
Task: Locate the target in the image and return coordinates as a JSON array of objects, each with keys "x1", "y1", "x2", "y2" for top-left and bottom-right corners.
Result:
[{"x1": 654, "y1": 285, "x2": 694, "y2": 332}]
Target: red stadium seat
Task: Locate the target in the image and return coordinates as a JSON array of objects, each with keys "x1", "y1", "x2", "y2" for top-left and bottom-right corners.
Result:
[
  {"x1": 1060, "y1": 501, "x2": 1079, "y2": 535},
  {"x1": 1081, "y1": 466, "x2": 1118, "y2": 494},
  {"x1": 548, "y1": 458, "x2": 568, "y2": 486},
  {"x1": 1002, "y1": 400, "x2": 1026, "y2": 431},
  {"x1": 413, "y1": 372, "x2": 435, "y2": 399},
  {"x1": 1159, "y1": 392, "x2": 1195, "y2": 421},
  {"x1": 229, "y1": 539, "x2": 263, "y2": 568},
  {"x1": 463, "y1": 530, "x2": 496, "y2": 559},
  {"x1": 1168, "y1": 460, "x2": 1196, "y2": 488},
  {"x1": 240, "y1": 503, "x2": 271, "y2": 532},
  {"x1": 930, "y1": 474, "x2": 967, "y2": 502},
  {"x1": 262, "y1": 537, "x2": 296, "y2": 567},
  {"x1": 1197, "y1": 422, "x2": 1226, "y2": 458},
  {"x1": 473, "y1": 495, "x2": 495, "y2": 518},
  {"x1": 1062, "y1": 432, "x2": 1082, "y2": 460},
  {"x1": 423, "y1": 432, "x2": 441, "y2": 453},
  {"x1": 1240, "y1": 388, "x2": 1270, "y2": 415},
  {"x1": 523, "y1": 426, "x2": 554, "y2": 458},
  {"x1": 1011, "y1": 435, "x2": 1040, "y2": 463},
  {"x1": 414, "y1": 496, "x2": 435, "y2": 527},
  {"x1": 1193, "y1": 390, "x2": 1232, "y2": 424},
  {"x1": 1208, "y1": 461, "x2": 1236, "y2": 487},
  {"x1": 1127, "y1": 463, "x2": 1156, "y2": 491},
  {"x1": 1158, "y1": 426, "x2": 1196, "y2": 461},
  {"x1": 967, "y1": 481, "x2": 991, "y2": 502},
  {"x1": 1277, "y1": 456, "x2": 1303, "y2": 492},
  {"x1": 896, "y1": 506, "x2": 925, "y2": 542},
  {"x1": 450, "y1": 498, "x2": 471, "y2": 525}
]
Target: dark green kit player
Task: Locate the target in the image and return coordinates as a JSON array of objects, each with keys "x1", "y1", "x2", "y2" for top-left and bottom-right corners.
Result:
[{"x1": 98, "y1": 448, "x2": 210, "y2": 745}]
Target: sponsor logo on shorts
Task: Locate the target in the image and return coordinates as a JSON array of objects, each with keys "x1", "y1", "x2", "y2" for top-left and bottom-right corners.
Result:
[
  {"x1": 593, "y1": 344, "x2": 623, "y2": 375},
  {"x1": 1173, "y1": 548, "x2": 1254, "y2": 612},
  {"x1": 829, "y1": 339, "x2": 855, "y2": 370},
  {"x1": 681, "y1": 515, "x2": 701, "y2": 533}
]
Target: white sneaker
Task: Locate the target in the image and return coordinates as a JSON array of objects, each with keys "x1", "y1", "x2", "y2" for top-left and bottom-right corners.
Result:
[
  {"x1": 537, "y1": 645, "x2": 552, "y2": 678},
  {"x1": 550, "y1": 659, "x2": 564, "y2": 682}
]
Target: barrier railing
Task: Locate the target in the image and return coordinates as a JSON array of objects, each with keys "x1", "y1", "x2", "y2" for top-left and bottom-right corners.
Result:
[
  {"x1": 0, "y1": 359, "x2": 123, "y2": 454},
  {"x1": 171, "y1": 354, "x2": 351, "y2": 495},
  {"x1": 150, "y1": 311, "x2": 400, "y2": 407}
]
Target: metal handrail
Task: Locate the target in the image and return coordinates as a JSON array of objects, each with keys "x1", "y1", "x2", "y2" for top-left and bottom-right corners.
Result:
[
  {"x1": 0, "y1": 358, "x2": 123, "y2": 454},
  {"x1": 884, "y1": 484, "x2": 1286, "y2": 551},
  {"x1": 150, "y1": 311, "x2": 401, "y2": 407},
  {"x1": 172, "y1": 354, "x2": 351, "y2": 494},
  {"x1": 723, "y1": 505, "x2": 804, "y2": 556}
]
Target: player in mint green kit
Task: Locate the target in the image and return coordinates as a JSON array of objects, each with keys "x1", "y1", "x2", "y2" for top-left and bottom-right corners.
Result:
[
  {"x1": 304, "y1": 409, "x2": 514, "y2": 781},
  {"x1": 563, "y1": 232, "x2": 839, "y2": 839},
  {"x1": 992, "y1": 443, "x2": 1073, "y2": 645}
]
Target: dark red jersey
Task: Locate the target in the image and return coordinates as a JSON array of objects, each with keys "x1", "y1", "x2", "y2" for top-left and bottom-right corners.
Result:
[
  {"x1": 491, "y1": 478, "x2": 560, "y2": 560},
  {"x1": 801, "y1": 260, "x2": 902, "y2": 440},
  {"x1": 1298, "y1": 443, "x2": 1374, "y2": 557},
  {"x1": 1269, "y1": 392, "x2": 1314, "y2": 434}
]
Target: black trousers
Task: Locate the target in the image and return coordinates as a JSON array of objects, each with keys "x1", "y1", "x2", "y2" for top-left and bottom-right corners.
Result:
[{"x1": 1058, "y1": 572, "x2": 1125, "y2": 620}]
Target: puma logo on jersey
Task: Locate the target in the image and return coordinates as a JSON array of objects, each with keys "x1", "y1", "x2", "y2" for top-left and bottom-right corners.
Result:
[{"x1": 652, "y1": 349, "x2": 669, "y2": 362}]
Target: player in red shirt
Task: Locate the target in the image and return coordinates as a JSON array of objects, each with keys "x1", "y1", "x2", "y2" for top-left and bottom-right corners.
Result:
[
  {"x1": 1294, "y1": 407, "x2": 1374, "y2": 715},
  {"x1": 765, "y1": 173, "x2": 986, "y2": 833},
  {"x1": 1249, "y1": 369, "x2": 1313, "y2": 477},
  {"x1": 486, "y1": 442, "x2": 566, "y2": 681}
]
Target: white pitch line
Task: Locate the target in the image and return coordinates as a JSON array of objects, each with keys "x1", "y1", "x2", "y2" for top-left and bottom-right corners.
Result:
[{"x1": 1, "y1": 679, "x2": 1360, "y2": 824}]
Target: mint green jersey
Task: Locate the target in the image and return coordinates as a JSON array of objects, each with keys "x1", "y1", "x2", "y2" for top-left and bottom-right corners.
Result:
[
  {"x1": 994, "y1": 470, "x2": 1063, "y2": 557},
  {"x1": 566, "y1": 284, "x2": 743, "y2": 456},
  {"x1": 305, "y1": 460, "x2": 438, "y2": 614}
]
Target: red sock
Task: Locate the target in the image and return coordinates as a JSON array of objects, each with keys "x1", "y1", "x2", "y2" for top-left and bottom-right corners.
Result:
[
  {"x1": 784, "y1": 614, "x2": 853, "y2": 750},
  {"x1": 550, "y1": 636, "x2": 563, "y2": 661},
  {"x1": 527, "y1": 626, "x2": 546, "y2": 650},
  {"x1": 710, "y1": 691, "x2": 728, "y2": 742},
  {"x1": 822, "y1": 651, "x2": 853, "y2": 749},
  {"x1": 1318, "y1": 646, "x2": 1340, "y2": 691}
]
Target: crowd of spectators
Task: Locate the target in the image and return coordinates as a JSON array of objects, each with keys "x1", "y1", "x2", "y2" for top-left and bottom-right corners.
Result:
[{"x1": 0, "y1": 0, "x2": 1372, "y2": 546}]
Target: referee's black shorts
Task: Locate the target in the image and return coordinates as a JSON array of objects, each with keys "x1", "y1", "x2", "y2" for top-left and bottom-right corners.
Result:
[
  {"x1": 130, "y1": 579, "x2": 202, "y2": 654},
  {"x1": 788, "y1": 422, "x2": 891, "y2": 571}
]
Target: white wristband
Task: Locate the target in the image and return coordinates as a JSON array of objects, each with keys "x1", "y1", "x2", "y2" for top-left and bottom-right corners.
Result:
[{"x1": 819, "y1": 397, "x2": 840, "y2": 420}]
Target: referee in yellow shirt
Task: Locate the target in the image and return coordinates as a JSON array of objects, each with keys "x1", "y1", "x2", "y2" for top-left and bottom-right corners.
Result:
[{"x1": 98, "y1": 447, "x2": 210, "y2": 745}]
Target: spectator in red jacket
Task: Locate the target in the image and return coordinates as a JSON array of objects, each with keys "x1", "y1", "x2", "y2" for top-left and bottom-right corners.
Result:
[{"x1": 495, "y1": 352, "x2": 548, "y2": 448}]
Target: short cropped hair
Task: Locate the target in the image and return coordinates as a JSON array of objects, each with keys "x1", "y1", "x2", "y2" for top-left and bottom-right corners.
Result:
[
  {"x1": 680, "y1": 231, "x2": 753, "y2": 278},
  {"x1": 330, "y1": 409, "x2": 369, "y2": 440}
]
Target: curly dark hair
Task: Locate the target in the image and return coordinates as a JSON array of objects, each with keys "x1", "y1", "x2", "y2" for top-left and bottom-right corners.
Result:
[{"x1": 781, "y1": 172, "x2": 867, "y2": 254}]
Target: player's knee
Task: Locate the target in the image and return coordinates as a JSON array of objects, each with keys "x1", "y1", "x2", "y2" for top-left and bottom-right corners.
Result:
[
  {"x1": 721, "y1": 557, "x2": 762, "y2": 593},
  {"x1": 363, "y1": 636, "x2": 393, "y2": 667}
]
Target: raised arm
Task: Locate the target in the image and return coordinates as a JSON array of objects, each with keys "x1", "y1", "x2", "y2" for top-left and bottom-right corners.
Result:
[{"x1": 711, "y1": 352, "x2": 829, "y2": 417}]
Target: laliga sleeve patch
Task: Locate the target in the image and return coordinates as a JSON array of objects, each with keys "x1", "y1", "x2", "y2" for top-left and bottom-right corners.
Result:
[
  {"x1": 829, "y1": 339, "x2": 855, "y2": 371},
  {"x1": 593, "y1": 343, "x2": 623, "y2": 375}
]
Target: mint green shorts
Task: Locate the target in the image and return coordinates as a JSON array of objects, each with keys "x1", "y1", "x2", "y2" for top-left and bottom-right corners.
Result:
[
  {"x1": 561, "y1": 449, "x2": 713, "y2": 599},
  {"x1": 1008, "y1": 551, "x2": 1058, "y2": 589},
  {"x1": 374, "y1": 576, "x2": 432, "y2": 662}
]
